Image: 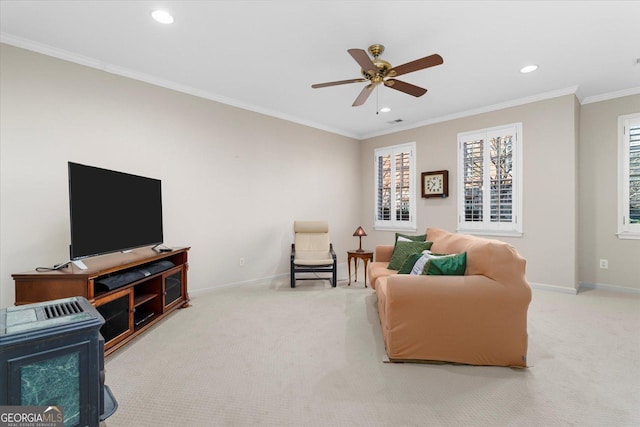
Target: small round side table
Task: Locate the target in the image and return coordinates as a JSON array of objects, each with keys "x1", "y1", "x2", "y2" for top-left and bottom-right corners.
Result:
[{"x1": 347, "y1": 250, "x2": 374, "y2": 287}]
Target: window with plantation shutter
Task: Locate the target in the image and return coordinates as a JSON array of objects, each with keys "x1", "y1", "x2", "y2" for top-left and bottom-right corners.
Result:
[
  {"x1": 618, "y1": 113, "x2": 640, "y2": 239},
  {"x1": 457, "y1": 124, "x2": 523, "y2": 236},
  {"x1": 374, "y1": 142, "x2": 416, "y2": 231}
]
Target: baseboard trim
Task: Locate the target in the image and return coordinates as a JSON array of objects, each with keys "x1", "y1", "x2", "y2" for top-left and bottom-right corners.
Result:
[
  {"x1": 189, "y1": 263, "x2": 351, "y2": 296},
  {"x1": 529, "y1": 282, "x2": 578, "y2": 295},
  {"x1": 189, "y1": 273, "x2": 287, "y2": 296},
  {"x1": 578, "y1": 282, "x2": 640, "y2": 295},
  {"x1": 190, "y1": 271, "x2": 639, "y2": 297},
  {"x1": 529, "y1": 281, "x2": 640, "y2": 295}
]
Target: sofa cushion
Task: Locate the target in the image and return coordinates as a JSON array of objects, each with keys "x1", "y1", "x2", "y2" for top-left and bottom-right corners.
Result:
[
  {"x1": 427, "y1": 227, "x2": 526, "y2": 284},
  {"x1": 398, "y1": 252, "x2": 423, "y2": 274},
  {"x1": 368, "y1": 262, "x2": 397, "y2": 290},
  {"x1": 395, "y1": 233, "x2": 427, "y2": 243},
  {"x1": 373, "y1": 245, "x2": 394, "y2": 263},
  {"x1": 410, "y1": 253, "x2": 432, "y2": 275},
  {"x1": 423, "y1": 252, "x2": 467, "y2": 275},
  {"x1": 387, "y1": 241, "x2": 433, "y2": 270}
]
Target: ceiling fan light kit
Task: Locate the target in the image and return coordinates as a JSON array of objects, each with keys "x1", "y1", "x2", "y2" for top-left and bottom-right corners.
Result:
[{"x1": 312, "y1": 44, "x2": 443, "y2": 107}]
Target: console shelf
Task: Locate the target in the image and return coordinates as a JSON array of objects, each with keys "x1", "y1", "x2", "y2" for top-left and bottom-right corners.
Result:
[
  {"x1": 12, "y1": 246, "x2": 190, "y2": 356},
  {"x1": 134, "y1": 293, "x2": 157, "y2": 307}
]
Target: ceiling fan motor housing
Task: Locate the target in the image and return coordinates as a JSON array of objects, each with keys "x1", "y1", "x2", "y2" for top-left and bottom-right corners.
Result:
[
  {"x1": 361, "y1": 45, "x2": 394, "y2": 83},
  {"x1": 368, "y1": 44, "x2": 385, "y2": 58}
]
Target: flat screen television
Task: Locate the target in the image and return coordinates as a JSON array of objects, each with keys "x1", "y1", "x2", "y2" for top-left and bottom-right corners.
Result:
[{"x1": 68, "y1": 162, "x2": 163, "y2": 260}]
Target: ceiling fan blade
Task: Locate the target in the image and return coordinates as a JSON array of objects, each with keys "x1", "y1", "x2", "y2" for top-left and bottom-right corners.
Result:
[
  {"x1": 384, "y1": 79, "x2": 428, "y2": 97},
  {"x1": 352, "y1": 84, "x2": 374, "y2": 106},
  {"x1": 388, "y1": 54, "x2": 443, "y2": 77},
  {"x1": 348, "y1": 48, "x2": 377, "y2": 75},
  {"x1": 311, "y1": 78, "x2": 367, "y2": 89}
]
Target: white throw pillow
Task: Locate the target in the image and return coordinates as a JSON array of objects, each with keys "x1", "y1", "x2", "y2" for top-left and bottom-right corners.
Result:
[{"x1": 410, "y1": 251, "x2": 431, "y2": 275}]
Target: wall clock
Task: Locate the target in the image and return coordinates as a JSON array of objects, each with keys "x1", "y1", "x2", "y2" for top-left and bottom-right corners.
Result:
[{"x1": 421, "y1": 170, "x2": 449, "y2": 198}]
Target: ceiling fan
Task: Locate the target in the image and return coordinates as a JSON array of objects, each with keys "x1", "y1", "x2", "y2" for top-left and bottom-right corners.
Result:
[{"x1": 311, "y1": 44, "x2": 443, "y2": 107}]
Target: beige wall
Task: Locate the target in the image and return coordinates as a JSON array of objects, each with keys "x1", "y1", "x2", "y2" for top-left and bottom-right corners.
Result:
[
  {"x1": 360, "y1": 95, "x2": 580, "y2": 291},
  {"x1": 0, "y1": 44, "x2": 362, "y2": 308},
  {"x1": 579, "y1": 95, "x2": 640, "y2": 290}
]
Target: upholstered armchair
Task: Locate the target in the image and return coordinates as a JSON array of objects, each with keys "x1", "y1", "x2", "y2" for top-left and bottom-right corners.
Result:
[{"x1": 290, "y1": 221, "x2": 337, "y2": 288}]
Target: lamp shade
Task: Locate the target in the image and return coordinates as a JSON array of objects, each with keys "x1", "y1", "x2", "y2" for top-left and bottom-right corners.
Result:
[
  {"x1": 353, "y1": 226, "x2": 367, "y2": 252},
  {"x1": 352, "y1": 226, "x2": 367, "y2": 237}
]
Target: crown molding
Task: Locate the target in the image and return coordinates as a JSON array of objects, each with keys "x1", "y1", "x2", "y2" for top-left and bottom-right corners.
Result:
[
  {"x1": 1, "y1": 32, "x2": 107, "y2": 69},
  {"x1": 0, "y1": 34, "x2": 360, "y2": 140},
  {"x1": 360, "y1": 86, "x2": 580, "y2": 139},
  {"x1": 581, "y1": 87, "x2": 640, "y2": 104}
]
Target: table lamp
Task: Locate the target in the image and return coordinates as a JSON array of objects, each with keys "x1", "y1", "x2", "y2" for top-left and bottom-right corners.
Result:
[{"x1": 352, "y1": 226, "x2": 367, "y2": 252}]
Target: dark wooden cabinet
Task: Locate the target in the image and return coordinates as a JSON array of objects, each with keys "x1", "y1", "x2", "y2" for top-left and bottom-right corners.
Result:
[{"x1": 12, "y1": 247, "x2": 189, "y2": 356}]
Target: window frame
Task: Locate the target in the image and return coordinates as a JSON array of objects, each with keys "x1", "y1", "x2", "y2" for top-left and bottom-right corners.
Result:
[
  {"x1": 373, "y1": 142, "x2": 417, "y2": 232},
  {"x1": 617, "y1": 113, "x2": 640, "y2": 239},
  {"x1": 457, "y1": 123, "x2": 523, "y2": 237}
]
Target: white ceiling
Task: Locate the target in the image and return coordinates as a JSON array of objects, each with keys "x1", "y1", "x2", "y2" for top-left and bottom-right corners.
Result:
[{"x1": 1, "y1": 1, "x2": 639, "y2": 139}]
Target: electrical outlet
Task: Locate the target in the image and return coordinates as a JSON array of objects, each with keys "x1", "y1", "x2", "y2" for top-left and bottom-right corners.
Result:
[
  {"x1": 599, "y1": 259, "x2": 608, "y2": 269},
  {"x1": 239, "y1": 257, "x2": 245, "y2": 266}
]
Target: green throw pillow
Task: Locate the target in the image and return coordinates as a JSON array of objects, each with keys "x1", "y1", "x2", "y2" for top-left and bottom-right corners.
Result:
[
  {"x1": 395, "y1": 233, "x2": 427, "y2": 243},
  {"x1": 387, "y1": 241, "x2": 433, "y2": 271},
  {"x1": 398, "y1": 252, "x2": 423, "y2": 274},
  {"x1": 423, "y1": 252, "x2": 467, "y2": 276}
]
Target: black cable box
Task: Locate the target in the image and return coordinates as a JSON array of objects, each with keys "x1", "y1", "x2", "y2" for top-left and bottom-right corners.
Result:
[{"x1": 95, "y1": 260, "x2": 175, "y2": 291}]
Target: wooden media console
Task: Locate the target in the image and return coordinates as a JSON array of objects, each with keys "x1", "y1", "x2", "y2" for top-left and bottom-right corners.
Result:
[{"x1": 12, "y1": 247, "x2": 190, "y2": 356}]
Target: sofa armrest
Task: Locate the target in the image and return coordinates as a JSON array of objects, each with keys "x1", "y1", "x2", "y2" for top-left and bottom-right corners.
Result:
[
  {"x1": 380, "y1": 274, "x2": 531, "y2": 366},
  {"x1": 374, "y1": 245, "x2": 394, "y2": 263}
]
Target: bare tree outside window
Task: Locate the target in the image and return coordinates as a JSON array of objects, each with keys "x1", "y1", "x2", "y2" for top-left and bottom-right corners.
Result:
[
  {"x1": 375, "y1": 143, "x2": 416, "y2": 231},
  {"x1": 489, "y1": 135, "x2": 513, "y2": 223},
  {"x1": 377, "y1": 154, "x2": 391, "y2": 220},
  {"x1": 629, "y1": 125, "x2": 640, "y2": 224},
  {"x1": 395, "y1": 152, "x2": 411, "y2": 221},
  {"x1": 463, "y1": 139, "x2": 484, "y2": 222},
  {"x1": 458, "y1": 123, "x2": 522, "y2": 235}
]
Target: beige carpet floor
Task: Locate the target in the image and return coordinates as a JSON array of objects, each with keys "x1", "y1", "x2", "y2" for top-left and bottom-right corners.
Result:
[{"x1": 104, "y1": 278, "x2": 640, "y2": 426}]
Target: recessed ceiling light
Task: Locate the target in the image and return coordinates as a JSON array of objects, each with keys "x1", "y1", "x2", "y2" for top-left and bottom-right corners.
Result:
[
  {"x1": 152, "y1": 10, "x2": 174, "y2": 24},
  {"x1": 520, "y1": 64, "x2": 538, "y2": 74},
  {"x1": 380, "y1": 107, "x2": 391, "y2": 113}
]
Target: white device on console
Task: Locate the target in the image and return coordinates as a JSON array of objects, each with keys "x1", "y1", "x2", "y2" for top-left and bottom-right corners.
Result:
[{"x1": 72, "y1": 259, "x2": 88, "y2": 270}]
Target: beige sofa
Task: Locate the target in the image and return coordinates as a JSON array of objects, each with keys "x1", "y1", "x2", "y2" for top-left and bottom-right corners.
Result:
[{"x1": 368, "y1": 227, "x2": 531, "y2": 367}]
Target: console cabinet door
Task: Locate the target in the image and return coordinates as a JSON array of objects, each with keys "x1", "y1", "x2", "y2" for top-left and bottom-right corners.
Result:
[
  {"x1": 163, "y1": 267, "x2": 184, "y2": 310},
  {"x1": 93, "y1": 288, "x2": 133, "y2": 349}
]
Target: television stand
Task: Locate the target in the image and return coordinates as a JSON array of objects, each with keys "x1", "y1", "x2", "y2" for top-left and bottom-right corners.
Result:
[{"x1": 12, "y1": 246, "x2": 190, "y2": 356}]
